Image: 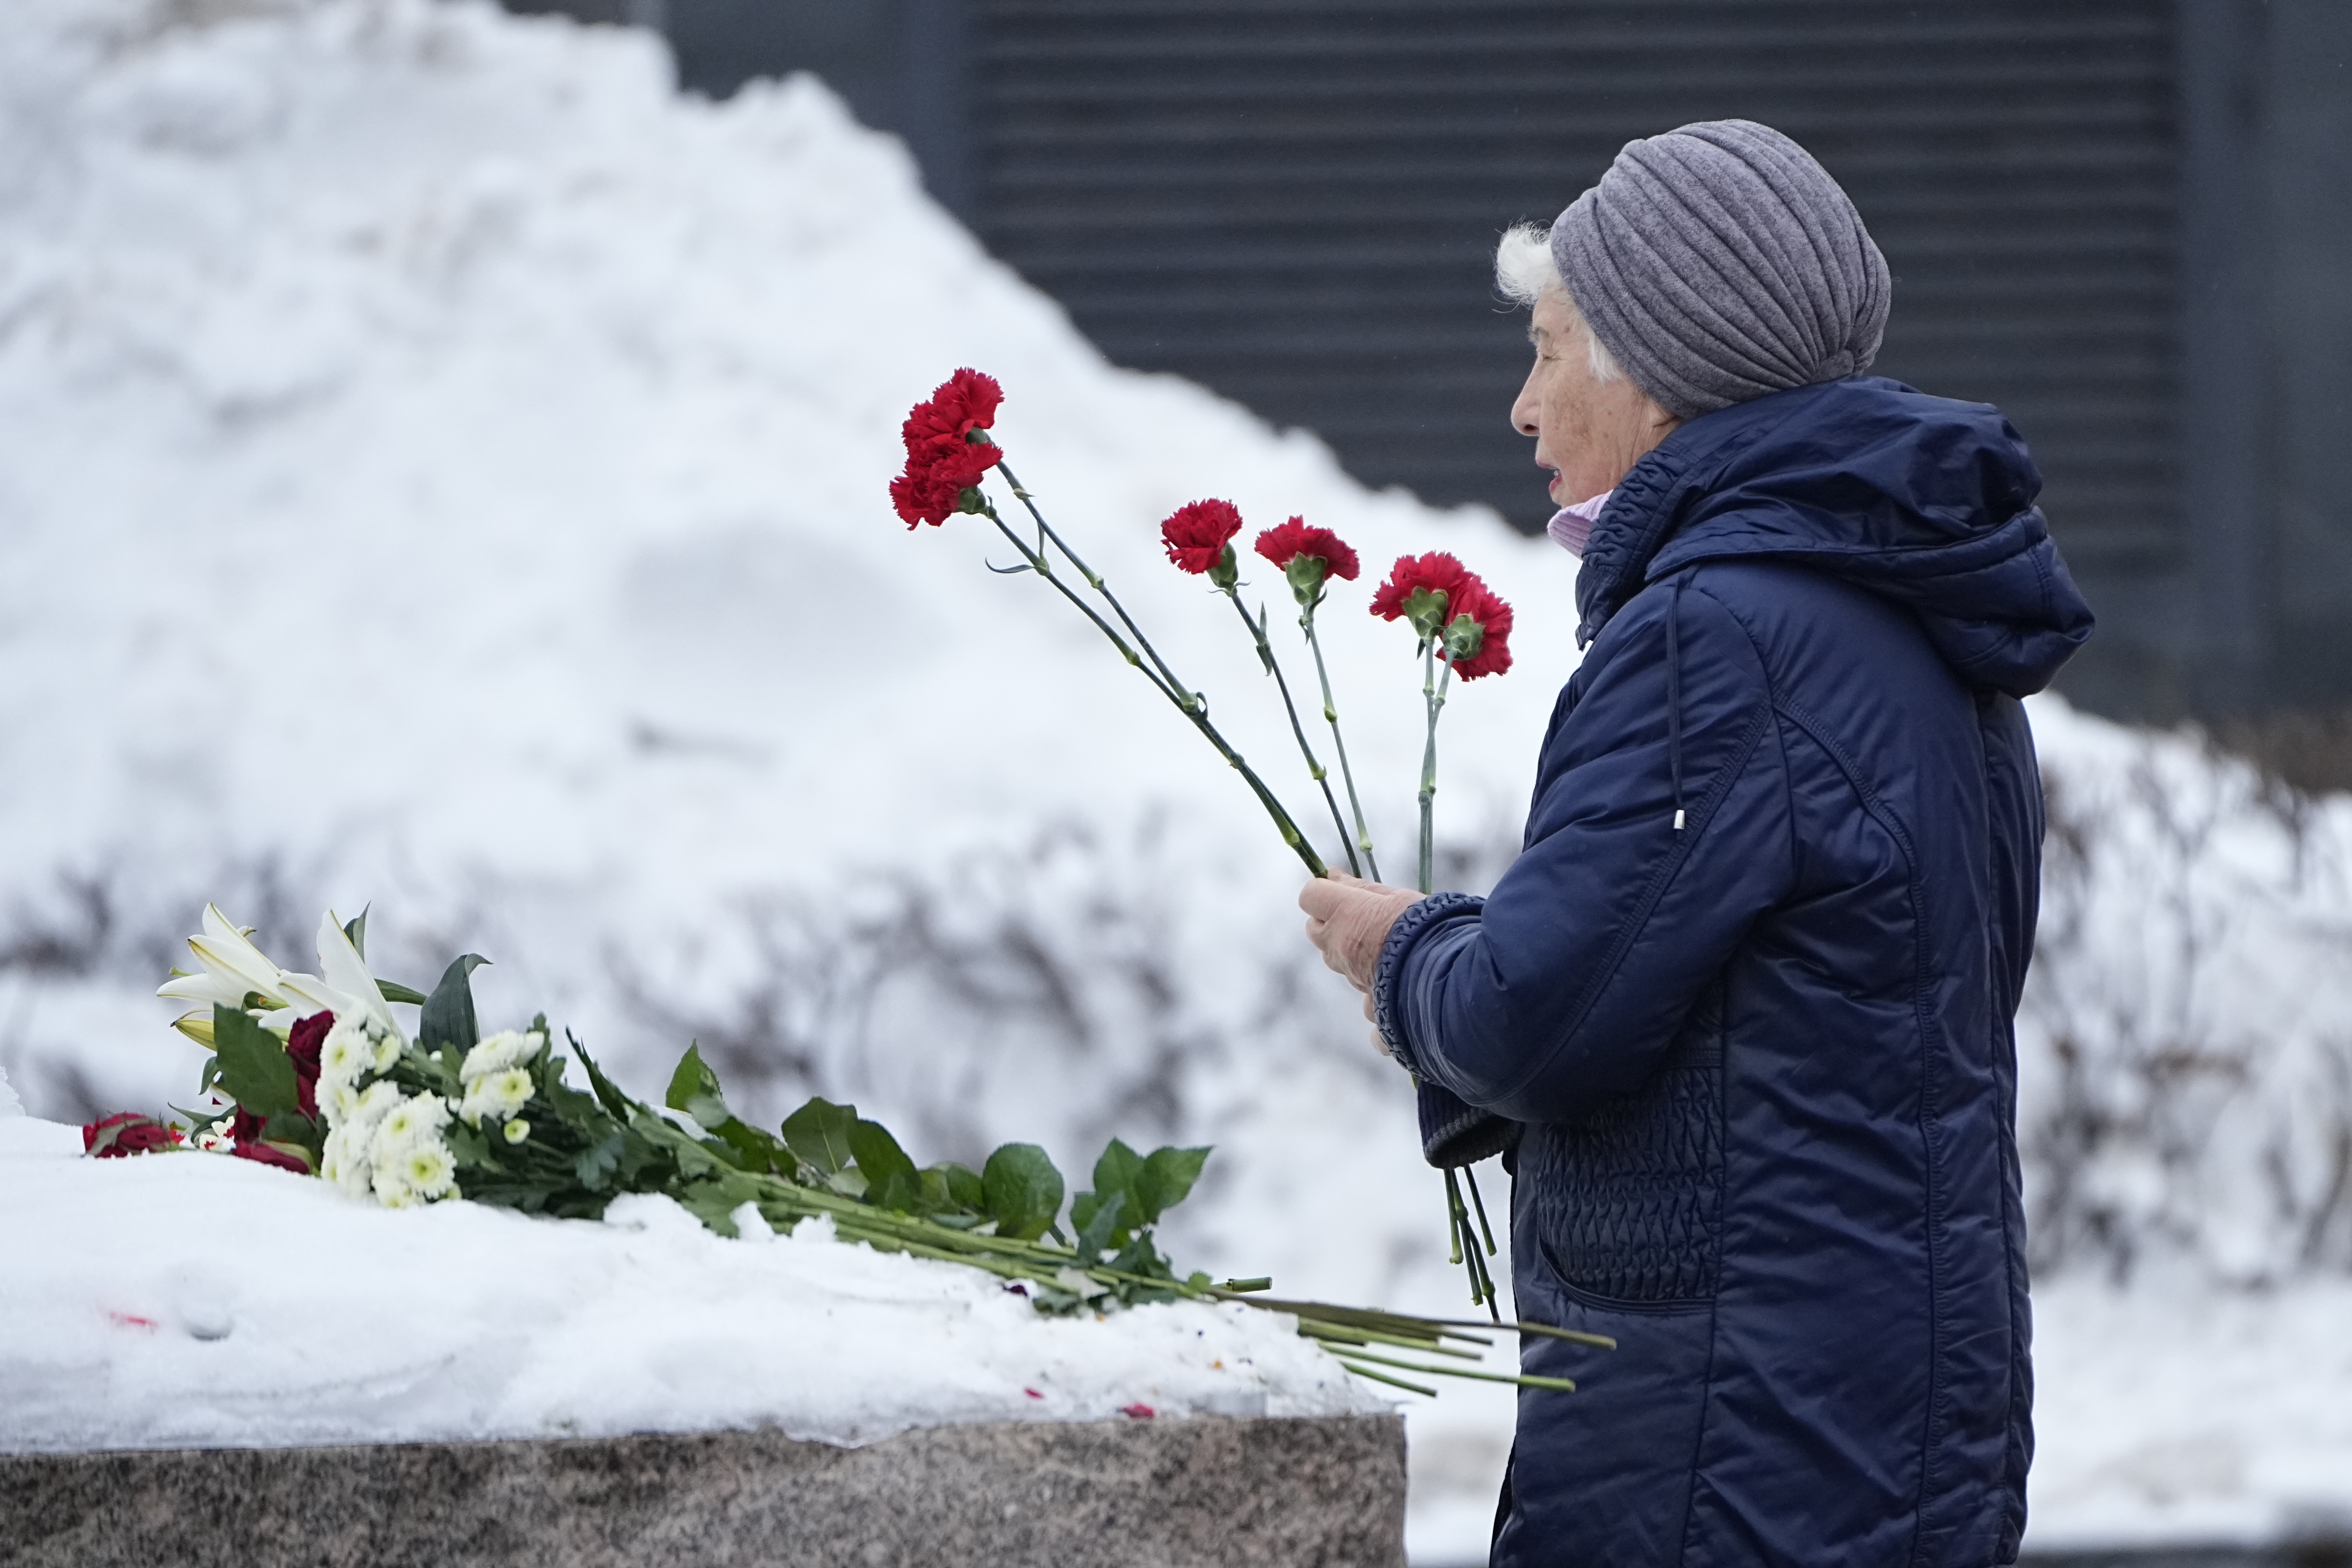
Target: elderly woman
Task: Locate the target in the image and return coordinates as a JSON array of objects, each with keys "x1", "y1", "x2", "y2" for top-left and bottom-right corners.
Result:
[{"x1": 1302, "y1": 121, "x2": 2093, "y2": 1567}]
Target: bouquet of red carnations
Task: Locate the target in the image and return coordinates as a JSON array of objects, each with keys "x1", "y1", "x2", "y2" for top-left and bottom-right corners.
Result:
[
  {"x1": 890, "y1": 369, "x2": 1515, "y2": 898},
  {"x1": 892, "y1": 370, "x2": 1522, "y2": 1312}
]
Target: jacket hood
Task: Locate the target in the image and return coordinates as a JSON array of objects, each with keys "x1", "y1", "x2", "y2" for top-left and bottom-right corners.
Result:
[{"x1": 1575, "y1": 376, "x2": 2094, "y2": 697}]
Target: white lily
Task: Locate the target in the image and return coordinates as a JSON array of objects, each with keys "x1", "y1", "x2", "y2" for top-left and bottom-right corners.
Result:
[
  {"x1": 157, "y1": 905, "x2": 305, "y2": 1042},
  {"x1": 276, "y1": 911, "x2": 402, "y2": 1039}
]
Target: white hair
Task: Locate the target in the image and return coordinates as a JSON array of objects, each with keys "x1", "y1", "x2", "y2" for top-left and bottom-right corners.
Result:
[{"x1": 1495, "y1": 221, "x2": 1623, "y2": 384}]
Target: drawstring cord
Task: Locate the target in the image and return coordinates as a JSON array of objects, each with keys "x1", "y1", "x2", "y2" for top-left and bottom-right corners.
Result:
[{"x1": 1666, "y1": 577, "x2": 1687, "y2": 832}]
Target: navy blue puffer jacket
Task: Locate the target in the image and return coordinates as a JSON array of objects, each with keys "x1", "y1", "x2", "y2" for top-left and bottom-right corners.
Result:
[{"x1": 1373, "y1": 377, "x2": 2093, "y2": 1568}]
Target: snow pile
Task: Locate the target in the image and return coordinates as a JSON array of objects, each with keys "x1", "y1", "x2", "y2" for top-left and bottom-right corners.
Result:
[
  {"x1": 2, "y1": 0, "x2": 2350, "y2": 1558},
  {"x1": 2019, "y1": 703, "x2": 2352, "y2": 1283},
  {"x1": 2026, "y1": 1276, "x2": 2352, "y2": 1550},
  {"x1": 0, "y1": 1115, "x2": 1379, "y2": 1454}
]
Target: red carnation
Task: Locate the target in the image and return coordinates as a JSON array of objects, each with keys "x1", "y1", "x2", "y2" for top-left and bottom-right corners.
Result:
[
  {"x1": 1254, "y1": 517, "x2": 1360, "y2": 590},
  {"x1": 901, "y1": 368, "x2": 1002, "y2": 450},
  {"x1": 891, "y1": 368, "x2": 1006, "y2": 528},
  {"x1": 83, "y1": 1112, "x2": 182, "y2": 1159},
  {"x1": 1446, "y1": 579, "x2": 1514, "y2": 681},
  {"x1": 1371, "y1": 552, "x2": 1512, "y2": 680},
  {"x1": 1161, "y1": 499, "x2": 1245, "y2": 576},
  {"x1": 1370, "y1": 552, "x2": 1472, "y2": 630}
]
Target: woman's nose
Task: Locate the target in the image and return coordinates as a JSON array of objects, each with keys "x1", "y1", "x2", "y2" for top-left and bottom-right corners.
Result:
[{"x1": 1511, "y1": 372, "x2": 1541, "y2": 437}]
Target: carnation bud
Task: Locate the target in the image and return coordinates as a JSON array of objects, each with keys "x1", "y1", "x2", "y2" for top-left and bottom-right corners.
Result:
[
  {"x1": 1403, "y1": 585, "x2": 1452, "y2": 641},
  {"x1": 1283, "y1": 553, "x2": 1330, "y2": 607},
  {"x1": 1442, "y1": 613, "x2": 1486, "y2": 663}
]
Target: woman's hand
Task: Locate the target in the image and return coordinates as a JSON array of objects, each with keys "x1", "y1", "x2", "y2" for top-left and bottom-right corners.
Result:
[{"x1": 1299, "y1": 872, "x2": 1423, "y2": 994}]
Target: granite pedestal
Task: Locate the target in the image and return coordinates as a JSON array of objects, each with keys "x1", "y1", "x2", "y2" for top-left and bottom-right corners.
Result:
[{"x1": 0, "y1": 1413, "x2": 1406, "y2": 1568}]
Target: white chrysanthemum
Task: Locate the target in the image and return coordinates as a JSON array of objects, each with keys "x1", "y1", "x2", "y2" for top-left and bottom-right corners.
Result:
[
  {"x1": 371, "y1": 1161, "x2": 415, "y2": 1207},
  {"x1": 459, "y1": 1066, "x2": 534, "y2": 1126},
  {"x1": 368, "y1": 1090, "x2": 452, "y2": 1170},
  {"x1": 329, "y1": 1078, "x2": 402, "y2": 1143},
  {"x1": 459, "y1": 1029, "x2": 543, "y2": 1084},
  {"x1": 502, "y1": 1118, "x2": 531, "y2": 1145},
  {"x1": 398, "y1": 1138, "x2": 458, "y2": 1202},
  {"x1": 320, "y1": 1122, "x2": 374, "y2": 1200},
  {"x1": 318, "y1": 1016, "x2": 406, "y2": 1121},
  {"x1": 317, "y1": 1015, "x2": 377, "y2": 1100}
]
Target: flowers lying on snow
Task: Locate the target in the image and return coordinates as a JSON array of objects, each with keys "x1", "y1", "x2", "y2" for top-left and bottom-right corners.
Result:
[
  {"x1": 83, "y1": 1112, "x2": 181, "y2": 1157},
  {"x1": 86, "y1": 902, "x2": 1606, "y2": 1397}
]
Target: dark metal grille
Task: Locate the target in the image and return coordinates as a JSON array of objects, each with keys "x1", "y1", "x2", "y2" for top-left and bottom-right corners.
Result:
[{"x1": 970, "y1": 0, "x2": 2180, "y2": 572}]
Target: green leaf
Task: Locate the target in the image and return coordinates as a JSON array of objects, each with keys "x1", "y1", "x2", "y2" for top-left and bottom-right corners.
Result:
[
  {"x1": 575, "y1": 1132, "x2": 626, "y2": 1189},
  {"x1": 343, "y1": 909, "x2": 368, "y2": 959},
  {"x1": 211, "y1": 1005, "x2": 301, "y2": 1120},
  {"x1": 847, "y1": 1120, "x2": 919, "y2": 1210},
  {"x1": 571, "y1": 1037, "x2": 637, "y2": 1122},
  {"x1": 676, "y1": 1174, "x2": 763, "y2": 1237},
  {"x1": 980, "y1": 1143, "x2": 1064, "y2": 1242},
  {"x1": 1091, "y1": 1138, "x2": 1143, "y2": 1213},
  {"x1": 418, "y1": 954, "x2": 489, "y2": 1054},
  {"x1": 780, "y1": 1096, "x2": 860, "y2": 1175},
  {"x1": 714, "y1": 1118, "x2": 786, "y2": 1175},
  {"x1": 1074, "y1": 1188, "x2": 1129, "y2": 1263},
  {"x1": 663, "y1": 1043, "x2": 732, "y2": 1132},
  {"x1": 932, "y1": 1162, "x2": 985, "y2": 1212},
  {"x1": 376, "y1": 980, "x2": 430, "y2": 1006},
  {"x1": 1134, "y1": 1145, "x2": 1212, "y2": 1226}
]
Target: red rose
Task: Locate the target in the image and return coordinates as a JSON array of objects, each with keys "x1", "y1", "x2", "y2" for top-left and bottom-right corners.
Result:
[
  {"x1": 891, "y1": 369, "x2": 1007, "y2": 528},
  {"x1": 1160, "y1": 499, "x2": 1245, "y2": 575},
  {"x1": 286, "y1": 1010, "x2": 332, "y2": 1120},
  {"x1": 1370, "y1": 553, "x2": 1512, "y2": 680},
  {"x1": 83, "y1": 1112, "x2": 182, "y2": 1158},
  {"x1": 232, "y1": 1140, "x2": 312, "y2": 1175},
  {"x1": 1253, "y1": 518, "x2": 1360, "y2": 583}
]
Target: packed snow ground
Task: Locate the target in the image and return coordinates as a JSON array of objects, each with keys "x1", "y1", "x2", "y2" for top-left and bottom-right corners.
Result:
[
  {"x1": 0, "y1": 1114, "x2": 1379, "y2": 1452},
  {"x1": 2, "y1": 0, "x2": 2349, "y2": 1559}
]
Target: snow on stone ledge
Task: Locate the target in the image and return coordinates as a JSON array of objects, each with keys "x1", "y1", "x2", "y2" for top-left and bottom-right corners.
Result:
[{"x1": 0, "y1": 1119, "x2": 1383, "y2": 1456}]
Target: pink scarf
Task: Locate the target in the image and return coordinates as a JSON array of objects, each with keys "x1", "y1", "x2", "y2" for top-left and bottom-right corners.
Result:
[{"x1": 1546, "y1": 489, "x2": 1614, "y2": 558}]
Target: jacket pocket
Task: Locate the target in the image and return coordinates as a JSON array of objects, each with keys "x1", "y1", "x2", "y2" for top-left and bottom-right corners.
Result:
[{"x1": 1525, "y1": 984, "x2": 1725, "y2": 1307}]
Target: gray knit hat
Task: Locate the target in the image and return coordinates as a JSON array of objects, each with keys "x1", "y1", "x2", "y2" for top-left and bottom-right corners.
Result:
[{"x1": 1550, "y1": 120, "x2": 1891, "y2": 420}]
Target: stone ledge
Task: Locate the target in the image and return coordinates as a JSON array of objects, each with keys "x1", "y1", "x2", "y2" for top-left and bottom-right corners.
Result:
[{"x1": 0, "y1": 1413, "x2": 1406, "y2": 1568}]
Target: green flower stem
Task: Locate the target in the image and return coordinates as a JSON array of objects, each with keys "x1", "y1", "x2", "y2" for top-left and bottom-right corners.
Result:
[
  {"x1": 1465, "y1": 1165, "x2": 1498, "y2": 1256},
  {"x1": 976, "y1": 482, "x2": 1327, "y2": 879},
  {"x1": 995, "y1": 457, "x2": 1197, "y2": 712},
  {"x1": 1422, "y1": 1318, "x2": 1618, "y2": 1350},
  {"x1": 1336, "y1": 1348, "x2": 1578, "y2": 1394},
  {"x1": 1302, "y1": 606, "x2": 1381, "y2": 882},
  {"x1": 1417, "y1": 644, "x2": 1457, "y2": 894},
  {"x1": 1291, "y1": 1319, "x2": 1485, "y2": 1360},
  {"x1": 1335, "y1": 1360, "x2": 1439, "y2": 1397},
  {"x1": 1224, "y1": 589, "x2": 1359, "y2": 876},
  {"x1": 979, "y1": 504, "x2": 1179, "y2": 707}
]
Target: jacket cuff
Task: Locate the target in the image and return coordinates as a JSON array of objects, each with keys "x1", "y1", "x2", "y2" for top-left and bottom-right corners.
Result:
[
  {"x1": 1372, "y1": 891, "x2": 1483, "y2": 1078},
  {"x1": 1417, "y1": 1079, "x2": 1520, "y2": 1169}
]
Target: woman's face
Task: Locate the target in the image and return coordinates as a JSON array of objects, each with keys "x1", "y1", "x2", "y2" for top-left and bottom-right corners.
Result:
[{"x1": 1511, "y1": 291, "x2": 1678, "y2": 507}]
